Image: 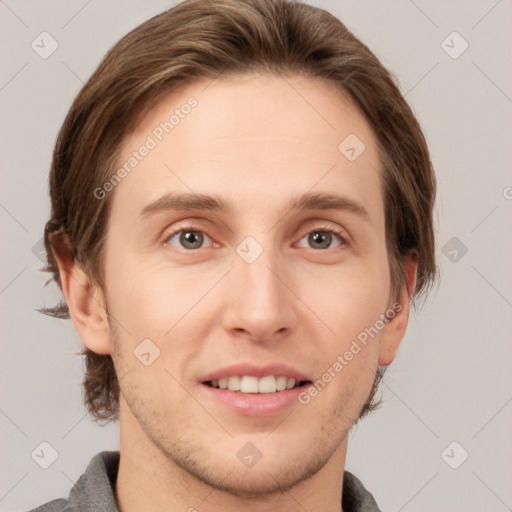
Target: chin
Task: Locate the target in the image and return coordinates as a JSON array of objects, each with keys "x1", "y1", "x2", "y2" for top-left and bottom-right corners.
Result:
[
  {"x1": 160, "y1": 436, "x2": 333, "y2": 499},
  {"x1": 193, "y1": 457, "x2": 326, "y2": 498}
]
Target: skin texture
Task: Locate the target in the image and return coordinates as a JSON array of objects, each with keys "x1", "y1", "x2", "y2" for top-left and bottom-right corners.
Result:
[{"x1": 55, "y1": 73, "x2": 417, "y2": 512}]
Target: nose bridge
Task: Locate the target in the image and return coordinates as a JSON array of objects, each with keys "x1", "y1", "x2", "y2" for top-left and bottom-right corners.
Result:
[
  {"x1": 223, "y1": 237, "x2": 296, "y2": 339},
  {"x1": 241, "y1": 248, "x2": 281, "y2": 303}
]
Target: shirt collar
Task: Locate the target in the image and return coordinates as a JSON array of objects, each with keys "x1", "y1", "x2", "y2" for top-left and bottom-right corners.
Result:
[{"x1": 64, "y1": 451, "x2": 381, "y2": 512}]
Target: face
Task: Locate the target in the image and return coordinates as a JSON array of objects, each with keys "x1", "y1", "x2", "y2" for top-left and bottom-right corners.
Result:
[{"x1": 96, "y1": 73, "x2": 410, "y2": 496}]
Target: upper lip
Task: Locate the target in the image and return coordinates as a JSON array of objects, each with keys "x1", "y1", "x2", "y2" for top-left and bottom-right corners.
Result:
[{"x1": 200, "y1": 362, "x2": 311, "y2": 383}]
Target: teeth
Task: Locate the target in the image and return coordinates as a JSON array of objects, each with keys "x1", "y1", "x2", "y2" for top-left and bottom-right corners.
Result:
[
  {"x1": 286, "y1": 378, "x2": 296, "y2": 390},
  {"x1": 276, "y1": 376, "x2": 287, "y2": 391},
  {"x1": 240, "y1": 376, "x2": 259, "y2": 393},
  {"x1": 258, "y1": 376, "x2": 276, "y2": 393},
  {"x1": 209, "y1": 375, "x2": 304, "y2": 393},
  {"x1": 227, "y1": 376, "x2": 240, "y2": 391}
]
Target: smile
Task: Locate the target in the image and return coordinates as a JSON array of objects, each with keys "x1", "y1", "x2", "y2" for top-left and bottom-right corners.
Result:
[{"x1": 204, "y1": 375, "x2": 309, "y2": 393}]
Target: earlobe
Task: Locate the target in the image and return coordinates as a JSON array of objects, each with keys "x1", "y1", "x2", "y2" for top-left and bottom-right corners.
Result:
[
  {"x1": 51, "y1": 242, "x2": 111, "y2": 356},
  {"x1": 378, "y1": 253, "x2": 418, "y2": 367}
]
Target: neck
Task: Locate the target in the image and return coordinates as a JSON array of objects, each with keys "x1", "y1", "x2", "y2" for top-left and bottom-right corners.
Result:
[{"x1": 115, "y1": 401, "x2": 348, "y2": 512}]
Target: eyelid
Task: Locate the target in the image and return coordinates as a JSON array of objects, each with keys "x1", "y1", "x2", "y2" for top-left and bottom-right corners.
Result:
[
  {"x1": 296, "y1": 222, "x2": 351, "y2": 248},
  {"x1": 163, "y1": 224, "x2": 216, "y2": 250},
  {"x1": 162, "y1": 220, "x2": 351, "y2": 251}
]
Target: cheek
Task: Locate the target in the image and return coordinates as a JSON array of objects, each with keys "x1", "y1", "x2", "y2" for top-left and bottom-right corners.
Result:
[
  {"x1": 103, "y1": 241, "x2": 178, "y2": 334},
  {"x1": 107, "y1": 273, "x2": 161, "y2": 335},
  {"x1": 104, "y1": 251, "x2": 214, "y2": 374},
  {"x1": 302, "y1": 269, "x2": 386, "y2": 411},
  {"x1": 296, "y1": 260, "x2": 389, "y2": 400},
  {"x1": 104, "y1": 225, "x2": 391, "y2": 352},
  {"x1": 301, "y1": 257, "x2": 390, "y2": 336}
]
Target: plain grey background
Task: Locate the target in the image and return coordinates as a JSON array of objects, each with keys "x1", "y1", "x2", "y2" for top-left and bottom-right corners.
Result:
[{"x1": 1, "y1": 1, "x2": 511, "y2": 511}]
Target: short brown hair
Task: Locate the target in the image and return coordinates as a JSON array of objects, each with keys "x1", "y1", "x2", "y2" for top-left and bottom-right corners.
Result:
[{"x1": 40, "y1": 0, "x2": 438, "y2": 423}]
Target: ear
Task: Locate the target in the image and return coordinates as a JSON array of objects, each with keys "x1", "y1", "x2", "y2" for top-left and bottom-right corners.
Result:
[
  {"x1": 51, "y1": 242, "x2": 111, "y2": 355},
  {"x1": 378, "y1": 252, "x2": 418, "y2": 367}
]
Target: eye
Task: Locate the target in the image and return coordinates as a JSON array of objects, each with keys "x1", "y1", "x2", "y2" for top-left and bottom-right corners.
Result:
[
  {"x1": 163, "y1": 225, "x2": 348, "y2": 252},
  {"x1": 297, "y1": 228, "x2": 347, "y2": 250},
  {"x1": 165, "y1": 227, "x2": 213, "y2": 250}
]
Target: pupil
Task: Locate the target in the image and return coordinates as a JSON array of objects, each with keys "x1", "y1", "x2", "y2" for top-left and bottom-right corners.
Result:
[
  {"x1": 310, "y1": 231, "x2": 330, "y2": 249},
  {"x1": 181, "y1": 231, "x2": 203, "y2": 249}
]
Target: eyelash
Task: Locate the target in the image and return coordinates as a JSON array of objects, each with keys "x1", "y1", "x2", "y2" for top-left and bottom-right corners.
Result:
[{"x1": 162, "y1": 224, "x2": 350, "y2": 252}]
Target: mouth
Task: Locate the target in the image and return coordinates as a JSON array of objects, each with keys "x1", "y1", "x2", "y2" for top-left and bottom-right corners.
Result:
[
  {"x1": 199, "y1": 363, "x2": 313, "y2": 415},
  {"x1": 203, "y1": 375, "x2": 312, "y2": 394}
]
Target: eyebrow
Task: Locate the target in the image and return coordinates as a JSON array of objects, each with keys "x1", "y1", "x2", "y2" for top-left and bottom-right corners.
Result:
[{"x1": 139, "y1": 191, "x2": 370, "y2": 222}]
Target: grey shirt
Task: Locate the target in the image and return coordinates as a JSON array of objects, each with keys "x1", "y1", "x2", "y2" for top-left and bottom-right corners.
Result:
[{"x1": 28, "y1": 451, "x2": 381, "y2": 512}]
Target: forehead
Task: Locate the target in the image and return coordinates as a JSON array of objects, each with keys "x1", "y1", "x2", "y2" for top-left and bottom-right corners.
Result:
[{"x1": 111, "y1": 73, "x2": 384, "y2": 224}]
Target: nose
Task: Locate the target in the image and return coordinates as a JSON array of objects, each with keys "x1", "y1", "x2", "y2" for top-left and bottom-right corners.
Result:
[{"x1": 221, "y1": 244, "x2": 297, "y2": 344}]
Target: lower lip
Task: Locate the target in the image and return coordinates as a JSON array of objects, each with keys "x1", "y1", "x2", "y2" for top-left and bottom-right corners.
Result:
[{"x1": 200, "y1": 383, "x2": 308, "y2": 417}]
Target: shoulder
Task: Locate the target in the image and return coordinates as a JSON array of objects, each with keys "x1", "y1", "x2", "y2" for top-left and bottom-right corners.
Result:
[
  {"x1": 25, "y1": 498, "x2": 70, "y2": 512},
  {"x1": 342, "y1": 470, "x2": 382, "y2": 512},
  {"x1": 24, "y1": 451, "x2": 120, "y2": 512}
]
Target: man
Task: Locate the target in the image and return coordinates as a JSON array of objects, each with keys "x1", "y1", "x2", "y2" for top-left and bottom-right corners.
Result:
[{"x1": 33, "y1": 0, "x2": 437, "y2": 510}]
